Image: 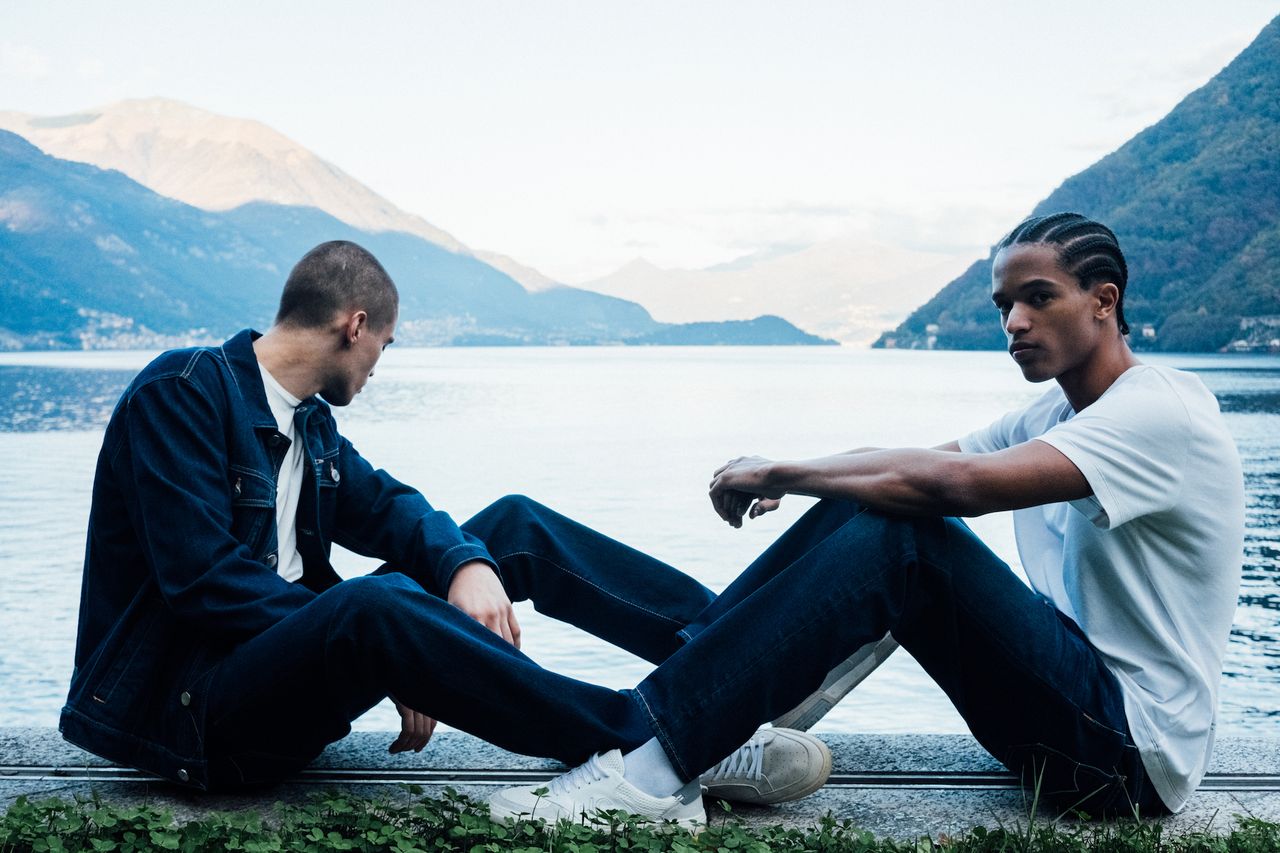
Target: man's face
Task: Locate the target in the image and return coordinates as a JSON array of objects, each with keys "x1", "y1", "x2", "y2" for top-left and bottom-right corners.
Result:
[
  {"x1": 991, "y1": 244, "x2": 1105, "y2": 383},
  {"x1": 321, "y1": 311, "x2": 397, "y2": 406}
]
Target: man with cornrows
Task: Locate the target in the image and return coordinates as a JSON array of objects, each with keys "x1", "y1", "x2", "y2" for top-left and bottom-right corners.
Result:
[{"x1": 491, "y1": 212, "x2": 1244, "y2": 825}]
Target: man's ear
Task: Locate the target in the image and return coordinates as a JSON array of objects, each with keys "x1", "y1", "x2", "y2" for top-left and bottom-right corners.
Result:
[
  {"x1": 1094, "y1": 283, "x2": 1120, "y2": 323},
  {"x1": 341, "y1": 310, "x2": 370, "y2": 345}
]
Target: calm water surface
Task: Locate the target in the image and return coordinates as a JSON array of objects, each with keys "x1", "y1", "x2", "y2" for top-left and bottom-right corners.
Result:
[{"x1": 0, "y1": 347, "x2": 1276, "y2": 736}]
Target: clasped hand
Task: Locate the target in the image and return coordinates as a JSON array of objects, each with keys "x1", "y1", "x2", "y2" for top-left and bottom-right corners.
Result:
[{"x1": 709, "y1": 455, "x2": 785, "y2": 528}]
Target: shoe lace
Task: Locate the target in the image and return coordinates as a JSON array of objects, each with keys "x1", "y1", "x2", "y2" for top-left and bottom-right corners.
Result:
[
  {"x1": 707, "y1": 734, "x2": 764, "y2": 781},
  {"x1": 549, "y1": 753, "x2": 608, "y2": 795}
]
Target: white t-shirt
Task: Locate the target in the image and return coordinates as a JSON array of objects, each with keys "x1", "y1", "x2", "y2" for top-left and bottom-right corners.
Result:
[
  {"x1": 959, "y1": 365, "x2": 1243, "y2": 812},
  {"x1": 258, "y1": 365, "x2": 306, "y2": 584}
]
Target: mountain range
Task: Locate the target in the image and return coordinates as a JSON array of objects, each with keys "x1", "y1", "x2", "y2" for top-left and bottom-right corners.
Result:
[
  {"x1": 0, "y1": 115, "x2": 831, "y2": 348},
  {"x1": 585, "y1": 240, "x2": 975, "y2": 346},
  {"x1": 7, "y1": 5, "x2": 1278, "y2": 356},
  {"x1": 0, "y1": 98, "x2": 467, "y2": 251},
  {"x1": 877, "y1": 14, "x2": 1280, "y2": 352},
  {"x1": 0, "y1": 98, "x2": 971, "y2": 346},
  {"x1": 0, "y1": 131, "x2": 831, "y2": 348}
]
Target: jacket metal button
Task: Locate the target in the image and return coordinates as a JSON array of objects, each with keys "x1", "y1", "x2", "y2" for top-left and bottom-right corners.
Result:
[
  {"x1": 180, "y1": 691, "x2": 191, "y2": 707},
  {"x1": 265, "y1": 553, "x2": 278, "y2": 568},
  {"x1": 177, "y1": 768, "x2": 190, "y2": 782},
  {"x1": 270, "y1": 434, "x2": 284, "y2": 446}
]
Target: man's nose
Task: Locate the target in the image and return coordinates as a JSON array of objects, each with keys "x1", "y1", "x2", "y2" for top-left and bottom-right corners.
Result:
[{"x1": 1004, "y1": 304, "x2": 1031, "y2": 335}]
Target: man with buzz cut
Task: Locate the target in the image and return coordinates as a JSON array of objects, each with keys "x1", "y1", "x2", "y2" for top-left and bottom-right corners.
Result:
[
  {"x1": 487, "y1": 212, "x2": 1243, "y2": 826},
  {"x1": 61, "y1": 239, "x2": 831, "y2": 807}
]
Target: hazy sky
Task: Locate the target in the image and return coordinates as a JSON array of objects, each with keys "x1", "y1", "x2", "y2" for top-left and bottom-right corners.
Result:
[{"x1": 2, "y1": 1, "x2": 1276, "y2": 282}]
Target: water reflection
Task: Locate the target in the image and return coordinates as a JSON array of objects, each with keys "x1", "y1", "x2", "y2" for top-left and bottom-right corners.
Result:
[{"x1": 0, "y1": 367, "x2": 135, "y2": 432}]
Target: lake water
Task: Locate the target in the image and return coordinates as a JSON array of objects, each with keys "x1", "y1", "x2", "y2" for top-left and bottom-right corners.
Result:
[{"x1": 0, "y1": 346, "x2": 1276, "y2": 738}]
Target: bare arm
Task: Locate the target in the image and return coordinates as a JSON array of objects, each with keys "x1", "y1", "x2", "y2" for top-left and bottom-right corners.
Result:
[
  {"x1": 735, "y1": 440, "x2": 964, "y2": 520},
  {"x1": 710, "y1": 439, "x2": 1088, "y2": 525}
]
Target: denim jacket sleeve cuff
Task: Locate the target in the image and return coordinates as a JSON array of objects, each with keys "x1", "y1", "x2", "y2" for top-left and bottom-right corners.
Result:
[{"x1": 435, "y1": 543, "x2": 501, "y2": 594}]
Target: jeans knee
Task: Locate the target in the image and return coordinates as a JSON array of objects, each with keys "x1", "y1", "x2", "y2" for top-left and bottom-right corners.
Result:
[
  {"x1": 809, "y1": 497, "x2": 878, "y2": 530},
  {"x1": 465, "y1": 493, "x2": 546, "y2": 537},
  {"x1": 328, "y1": 574, "x2": 417, "y2": 633}
]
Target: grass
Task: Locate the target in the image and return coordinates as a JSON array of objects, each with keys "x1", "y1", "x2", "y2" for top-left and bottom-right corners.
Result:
[{"x1": 1, "y1": 788, "x2": 1277, "y2": 853}]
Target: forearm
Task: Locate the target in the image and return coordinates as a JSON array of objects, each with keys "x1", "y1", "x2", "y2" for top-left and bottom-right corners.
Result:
[{"x1": 764, "y1": 448, "x2": 974, "y2": 516}]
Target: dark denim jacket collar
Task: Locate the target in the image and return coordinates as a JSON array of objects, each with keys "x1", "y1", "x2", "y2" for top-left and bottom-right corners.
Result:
[{"x1": 219, "y1": 329, "x2": 281, "y2": 432}]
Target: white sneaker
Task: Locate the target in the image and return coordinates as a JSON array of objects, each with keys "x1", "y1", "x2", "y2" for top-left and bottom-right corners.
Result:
[
  {"x1": 489, "y1": 749, "x2": 705, "y2": 831},
  {"x1": 772, "y1": 633, "x2": 899, "y2": 731},
  {"x1": 699, "y1": 727, "x2": 832, "y2": 805}
]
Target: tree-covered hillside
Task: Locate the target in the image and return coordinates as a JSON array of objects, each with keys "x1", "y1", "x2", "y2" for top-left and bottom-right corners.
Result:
[{"x1": 876, "y1": 15, "x2": 1280, "y2": 353}]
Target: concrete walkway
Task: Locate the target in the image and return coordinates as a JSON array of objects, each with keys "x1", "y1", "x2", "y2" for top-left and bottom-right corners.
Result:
[{"x1": 2, "y1": 728, "x2": 1277, "y2": 840}]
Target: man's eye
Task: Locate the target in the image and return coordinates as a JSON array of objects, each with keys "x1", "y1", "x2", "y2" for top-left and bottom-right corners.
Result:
[{"x1": 1030, "y1": 292, "x2": 1051, "y2": 306}]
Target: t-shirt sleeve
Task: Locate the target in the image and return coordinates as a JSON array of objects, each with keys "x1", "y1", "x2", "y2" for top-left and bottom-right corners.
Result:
[
  {"x1": 1034, "y1": 375, "x2": 1191, "y2": 530},
  {"x1": 958, "y1": 409, "x2": 1023, "y2": 454}
]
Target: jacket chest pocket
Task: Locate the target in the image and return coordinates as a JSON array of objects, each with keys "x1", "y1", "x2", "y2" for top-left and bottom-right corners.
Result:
[
  {"x1": 228, "y1": 467, "x2": 274, "y2": 545},
  {"x1": 312, "y1": 451, "x2": 340, "y2": 537},
  {"x1": 314, "y1": 452, "x2": 341, "y2": 490}
]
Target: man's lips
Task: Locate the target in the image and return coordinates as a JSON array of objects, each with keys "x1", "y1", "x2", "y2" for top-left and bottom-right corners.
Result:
[{"x1": 1009, "y1": 341, "x2": 1037, "y2": 359}]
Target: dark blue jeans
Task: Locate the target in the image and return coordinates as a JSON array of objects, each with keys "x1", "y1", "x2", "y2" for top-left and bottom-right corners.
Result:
[
  {"x1": 202, "y1": 495, "x2": 714, "y2": 785},
  {"x1": 203, "y1": 496, "x2": 1165, "y2": 815},
  {"x1": 634, "y1": 499, "x2": 1166, "y2": 816}
]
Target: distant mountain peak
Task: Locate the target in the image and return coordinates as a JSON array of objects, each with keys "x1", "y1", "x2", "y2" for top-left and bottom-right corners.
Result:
[
  {"x1": 0, "y1": 98, "x2": 467, "y2": 252},
  {"x1": 0, "y1": 134, "x2": 829, "y2": 350},
  {"x1": 582, "y1": 237, "x2": 976, "y2": 345},
  {"x1": 618, "y1": 257, "x2": 665, "y2": 274}
]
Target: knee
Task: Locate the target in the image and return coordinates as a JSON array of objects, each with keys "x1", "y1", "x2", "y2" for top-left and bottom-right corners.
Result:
[
  {"x1": 810, "y1": 497, "x2": 873, "y2": 526},
  {"x1": 328, "y1": 574, "x2": 417, "y2": 625},
  {"x1": 312, "y1": 575, "x2": 431, "y2": 682},
  {"x1": 492, "y1": 493, "x2": 545, "y2": 518},
  {"x1": 472, "y1": 492, "x2": 541, "y2": 522},
  {"x1": 808, "y1": 498, "x2": 908, "y2": 540},
  {"x1": 464, "y1": 493, "x2": 548, "y2": 540}
]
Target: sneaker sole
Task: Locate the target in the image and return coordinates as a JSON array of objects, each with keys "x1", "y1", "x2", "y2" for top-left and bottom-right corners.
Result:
[
  {"x1": 490, "y1": 796, "x2": 705, "y2": 833},
  {"x1": 771, "y1": 633, "x2": 899, "y2": 731}
]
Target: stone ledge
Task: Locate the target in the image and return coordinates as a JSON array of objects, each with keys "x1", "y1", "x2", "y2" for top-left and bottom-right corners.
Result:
[{"x1": 2, "y1": 728, "x2": 1277, "y2": 840}]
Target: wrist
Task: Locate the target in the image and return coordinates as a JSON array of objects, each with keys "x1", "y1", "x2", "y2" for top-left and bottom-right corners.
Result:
[
  {"x1": 760, "y1": 460, "x2": 787, "y2": 494},
  {"x1": 445, "y1": 558, "x2": 501, "y2": 594}
]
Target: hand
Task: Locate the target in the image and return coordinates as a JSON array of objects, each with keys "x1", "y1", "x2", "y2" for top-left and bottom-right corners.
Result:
[
  {"x1": 749, "y1": 497, "x2": 783, "y2": 518},
  {"x1": 447, "y1": 560, "x2": 521, "y2": 648},
  {"x1": 388, "y1": 698, "x2": 436, "y2": 753},
  {"x1": 709, "y1": 456, "x2": 784, "y2": 528}
]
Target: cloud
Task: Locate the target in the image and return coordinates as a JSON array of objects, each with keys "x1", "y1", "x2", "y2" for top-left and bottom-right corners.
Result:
[
  {"x1": 0, "y1": 42, "x2": 50, "y2": 81},
  {"x1": 1165, "y1": 34, "x2": 1251, "y2": 85},
  {"x1": 569, "y1": 196, "x2": 1006, "y2": 278},
  {"x1": 0, "y1": 194, "x2": 49, "y2": 233},
  {"x1": 77, "y1": 57, "x2": 106, "y2": 80},
  {"x1": 1091, "y1": 32, "x2": 1254, "y2": 123},
  {"x1": 94, "y1": 234, "x2": 136, "y2": 255}
]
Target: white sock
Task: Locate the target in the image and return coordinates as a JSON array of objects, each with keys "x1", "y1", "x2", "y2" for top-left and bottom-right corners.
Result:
[{"x1": 621, "y1": 737, "x2": 683, "y2": 797}]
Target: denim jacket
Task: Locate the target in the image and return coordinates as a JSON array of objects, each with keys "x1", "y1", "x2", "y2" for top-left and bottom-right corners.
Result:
[{"x1": 60, "y1": 329, "x2": 495, "y2": 788}]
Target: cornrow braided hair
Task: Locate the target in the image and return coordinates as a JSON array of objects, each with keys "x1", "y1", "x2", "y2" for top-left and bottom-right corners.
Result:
[{"x1": 996, "y1": 212, "x2": 1130, "y2": 336}]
